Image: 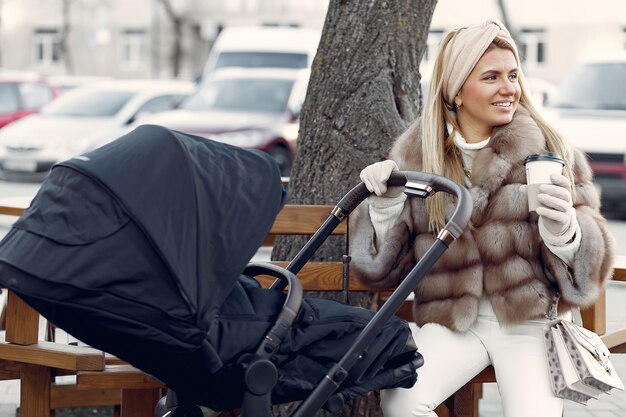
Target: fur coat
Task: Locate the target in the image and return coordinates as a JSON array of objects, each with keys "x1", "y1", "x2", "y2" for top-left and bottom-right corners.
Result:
[{"x1": 349, "y1": 106, "x2": 615, "y2": 331}]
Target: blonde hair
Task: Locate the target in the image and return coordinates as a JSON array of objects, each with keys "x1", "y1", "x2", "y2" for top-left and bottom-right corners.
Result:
[{"x1": 421, "y1": 30, "x2": 576, "y2": 232}]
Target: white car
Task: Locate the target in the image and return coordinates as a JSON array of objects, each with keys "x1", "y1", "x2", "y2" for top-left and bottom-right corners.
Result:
[
  {"x1": 0, "y1": 79, "x2": 195, "y2": 182},
  {"x1": 202, "y1": 26, "x2": 320, "y2": 78},
  {"x1": 544, "y1": 54, "x2": 626, "y2": 216}
]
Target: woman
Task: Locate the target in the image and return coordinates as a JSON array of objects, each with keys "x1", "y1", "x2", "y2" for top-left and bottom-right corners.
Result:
[{"x1": 349, "y1": 19, "x2": 615, "y2": 417}]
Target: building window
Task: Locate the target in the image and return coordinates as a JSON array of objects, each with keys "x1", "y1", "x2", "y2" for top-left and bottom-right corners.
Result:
[
  {"x1": 34, "y1": 29, "x2": 60, "y2": 66},
  {"x1": 518, "y1": 29, "x2": 546, "y2": 68},
  {"x1": 120, "y1": 29, "x2": 147, "y2": 70}
]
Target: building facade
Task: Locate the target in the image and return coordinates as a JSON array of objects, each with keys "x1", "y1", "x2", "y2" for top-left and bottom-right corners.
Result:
[
  {"x1": 0, "y1": 0, "x2": 625, "y2": 83},
  {"x1": 426, "y1": 0, "x2": 626, "y2": 83},
  {"x1": 0, "y1": 0, "x2": 328, "y2": 80}
]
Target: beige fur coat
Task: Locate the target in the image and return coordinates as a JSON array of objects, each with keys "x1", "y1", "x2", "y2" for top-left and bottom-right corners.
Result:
[{"x1": 349, "y1": 107, "x2": 615, "y2": 331}]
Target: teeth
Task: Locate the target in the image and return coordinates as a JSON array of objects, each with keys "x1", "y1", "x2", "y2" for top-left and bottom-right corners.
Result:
[{"x1": 493, "y1": 102, "x2": 511, "y2": 107}]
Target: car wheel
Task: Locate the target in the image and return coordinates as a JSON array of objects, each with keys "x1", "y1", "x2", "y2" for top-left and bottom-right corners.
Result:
[{"x1": 268, "y1": 146, "x2": 292, "y2": 177}]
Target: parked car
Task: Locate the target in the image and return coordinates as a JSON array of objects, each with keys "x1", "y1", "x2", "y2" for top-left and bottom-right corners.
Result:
[
  {"x1": 0, "y1": 71, "x2": 60, "y2": 129},
  {"x1": 0, "y1": 79, "x2": 194, "y2": 182},
  {"x1": 139, "y1": 68, "x2": 309, "y2": 176},
  {"x1": 525, "y1": 76, "x2": 557, "y2": 108},
  {"x1": 201, "y1": 26, "x2": 320, "y2": 79},
  {"x1": 544, "y1": 54, "x2": 626, "y2": 215},
  {"x1": 47, "y1": 75, "x2": 111, "y2": 94}
]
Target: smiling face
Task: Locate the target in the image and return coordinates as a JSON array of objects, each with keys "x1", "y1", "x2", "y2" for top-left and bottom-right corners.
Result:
[{"x1": 454, "y1": 46, "x2": 521, "y2": 143}]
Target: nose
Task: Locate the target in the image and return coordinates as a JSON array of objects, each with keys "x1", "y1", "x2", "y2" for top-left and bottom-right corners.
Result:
[{"x1": 499, "y1": 79, "x2": 516, "y2": 96}]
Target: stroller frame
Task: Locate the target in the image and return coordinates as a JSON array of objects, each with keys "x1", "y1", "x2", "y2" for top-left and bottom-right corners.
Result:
[{"x1": 159, "y1": 170, "x2": 471, "y2": 417}]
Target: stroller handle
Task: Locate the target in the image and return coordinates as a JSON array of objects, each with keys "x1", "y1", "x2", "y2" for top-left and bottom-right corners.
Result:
[
  {"x1": 242, "y1": 263, "x2": 303, "y2": 356},
  {"x1": 289, "y1": 171, "x2": 472, "y2": 417},
  {"x1": 273, "y1": 170, "x2": 472, "y2": 292},
  {"x1": 335, "y1": 170, "x2": 472, "y2": 239}
]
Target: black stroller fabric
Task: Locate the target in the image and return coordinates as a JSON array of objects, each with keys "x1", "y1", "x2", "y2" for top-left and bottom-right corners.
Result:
[
  {"x1": 213, "y1": 276, "x2": 418, "y2": 408},
  {"x1": 0, "y1": 125, "x2": 418, "y2": 410}
]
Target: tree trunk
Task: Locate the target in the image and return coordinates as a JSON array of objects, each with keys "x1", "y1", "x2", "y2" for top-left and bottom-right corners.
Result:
[
  {"x1": 157, "y1": 0, "x2": 183, "y2": 77},
  {"x1": 496, "y1": 0, "x2": 522, "y2": 48},
  {"x1": 271, "y1": 0, "x2": 436, "y2": 415},
  {"x1": 59, "y1": 0, "x2": 74, "y2": 74}
]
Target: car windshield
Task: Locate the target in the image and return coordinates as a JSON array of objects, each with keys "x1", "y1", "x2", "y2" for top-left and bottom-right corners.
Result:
[
  {"x1": 182, "y1": 78, "x2": 295, "y2": 113},
  {"x1": 550, "y1": 62, "x2": 626, "y2": 110},
  {"x1": 42, "y1": 89, "x2": 135, "y2": 117},
  {"x1": 214, "y1": 52, "x2": 308, "y2": 70}
]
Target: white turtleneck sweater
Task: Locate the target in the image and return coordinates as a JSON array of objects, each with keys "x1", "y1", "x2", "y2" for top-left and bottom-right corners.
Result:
[{"x1": 368, "y1": 129, "x2": 581, "y2": 267}]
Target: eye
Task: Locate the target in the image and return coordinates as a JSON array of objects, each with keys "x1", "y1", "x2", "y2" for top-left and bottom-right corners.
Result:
[
  {"x1": 483, "y1": 74, "x2": 497, "y2": 81},
  {"x1": 508, "y1": 72, "x2": 519, "y2": 82}
]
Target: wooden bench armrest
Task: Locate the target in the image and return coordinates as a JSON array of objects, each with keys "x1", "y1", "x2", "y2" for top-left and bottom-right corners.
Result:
[
  {"x1": 603, "y1": 327, "x2": 626, "y2": 353},
  {"x1": 77, "y1": 364, "x2": 165, "y2": 390},
  {"x1": 0, "y1": 340, "x2": 104, "y2": 371},
  {"x1": 613, "y1": 256, "x2": 626, "y2": 281}
]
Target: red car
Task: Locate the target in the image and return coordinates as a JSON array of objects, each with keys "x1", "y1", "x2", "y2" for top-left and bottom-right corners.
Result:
[
  {"x1": 139, "y1": 68, "x2": 309, "y2": 177},
  {"x1": 0, "y1": 72, "x2": 60, "y2": 129}
]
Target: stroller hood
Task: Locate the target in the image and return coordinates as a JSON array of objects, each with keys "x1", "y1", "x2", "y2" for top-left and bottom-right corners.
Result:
[
  {"x1": 57, "y1": 124, "x2": 287, "y2": 327},
  {"x1": 0, "y1": 124, "x2": 287, "y2": 332}
]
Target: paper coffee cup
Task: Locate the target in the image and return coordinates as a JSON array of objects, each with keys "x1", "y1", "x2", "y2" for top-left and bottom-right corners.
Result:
[{"x1": 524, "y1": 153, "x2": 564, "y2": 211}]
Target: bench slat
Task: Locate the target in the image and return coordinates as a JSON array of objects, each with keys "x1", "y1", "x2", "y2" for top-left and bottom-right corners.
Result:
[
  {"x1": 78, "y1": 365, "x2": 165, "y2": 390},
  {"x1": 0, "y1": 340, "x2": 104, "y2": 371},
  {"x1": 0, "y1": 205, "x2": 25, "y2": 216},
  {"x1": 256, "y1": 261, "x2": 371, "y2": 291},
  {"x1": 269, "y1": 205, "x2": 345, "y2": 235},
  {"x1": 51, "y1": 384, "x2": 121, "y2": 409}
]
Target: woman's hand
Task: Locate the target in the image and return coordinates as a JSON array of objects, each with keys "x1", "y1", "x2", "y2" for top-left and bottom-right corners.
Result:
[
  {"x1": 536, "y1": 173, "x2": 576, "y2": 241},
  {"x1": 360, "y1": 160, "x2": 403, "y2": 197}
]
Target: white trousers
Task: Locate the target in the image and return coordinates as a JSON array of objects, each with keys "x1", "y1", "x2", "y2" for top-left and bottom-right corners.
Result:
[{"x1": 381, "y1": 306, "x2": 566, "y2": 417}]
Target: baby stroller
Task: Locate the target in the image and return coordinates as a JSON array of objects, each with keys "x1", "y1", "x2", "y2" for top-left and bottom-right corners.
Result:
[{"x1": 0, "y1": 125, "x2": 471, "y2": 417}]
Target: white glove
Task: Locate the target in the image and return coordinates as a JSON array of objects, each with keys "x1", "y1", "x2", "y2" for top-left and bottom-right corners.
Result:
[
  {"x1": 536, "y1": 173, "x2": 577, "y2": 242},
  {"x1": 359, "y1": 160, "x2": 403, "y2": 197}
]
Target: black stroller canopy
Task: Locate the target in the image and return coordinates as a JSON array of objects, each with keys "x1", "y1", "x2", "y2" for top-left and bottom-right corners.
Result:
[
  {"x1": 59, "y1": 124, "x2": 287, "y2": 326},
  {"x1": 0, "y1": 125, "x2": 287, "y2": 364},
  {"x1": 61, "y1": 124, "x2": 287, "y2": 327}
]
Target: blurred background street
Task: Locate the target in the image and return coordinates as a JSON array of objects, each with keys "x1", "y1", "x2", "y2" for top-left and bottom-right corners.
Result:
[{"x1": 0, "y1": 0, "x2": 625, "y2": 416}]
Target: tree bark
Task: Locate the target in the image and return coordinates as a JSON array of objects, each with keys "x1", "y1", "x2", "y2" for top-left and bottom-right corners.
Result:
[
  {"x1": 59, "y1": 0, "x2": 74, "y2": 74},
  {"x1": 157, "y1": 0, "x2": 183, "y2": 77},
  {"x1": 496, "y1": 0, "x2": 522, "y2": 48},
  {"x1": 271, "y1": 0, "x2": 436, "y2": 415}
]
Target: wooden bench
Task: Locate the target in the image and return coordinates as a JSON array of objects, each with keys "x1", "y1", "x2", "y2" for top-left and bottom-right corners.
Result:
[
  {"x1": 0, "y1": 202, "x2": 625, "y2": 417},
  {"x1": 0, "y1": 290, "x2": 123, "y2": 417}
]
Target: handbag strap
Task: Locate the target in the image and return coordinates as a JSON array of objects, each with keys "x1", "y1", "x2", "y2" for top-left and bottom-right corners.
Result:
[
  {"x1": 547, "y1": 291, "x2": 582, "y2": 325},
  {"x1": 547, "y1": 292, "x2": 560, "y2": 320},
  {"x1": 572, "y1": 306, "x2": 583, "y2": 326}
]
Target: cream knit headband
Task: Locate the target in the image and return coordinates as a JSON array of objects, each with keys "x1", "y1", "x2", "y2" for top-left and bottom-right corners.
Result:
[{"x1": 442, "y1": 19, "x2": 520, "y2": 108}]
